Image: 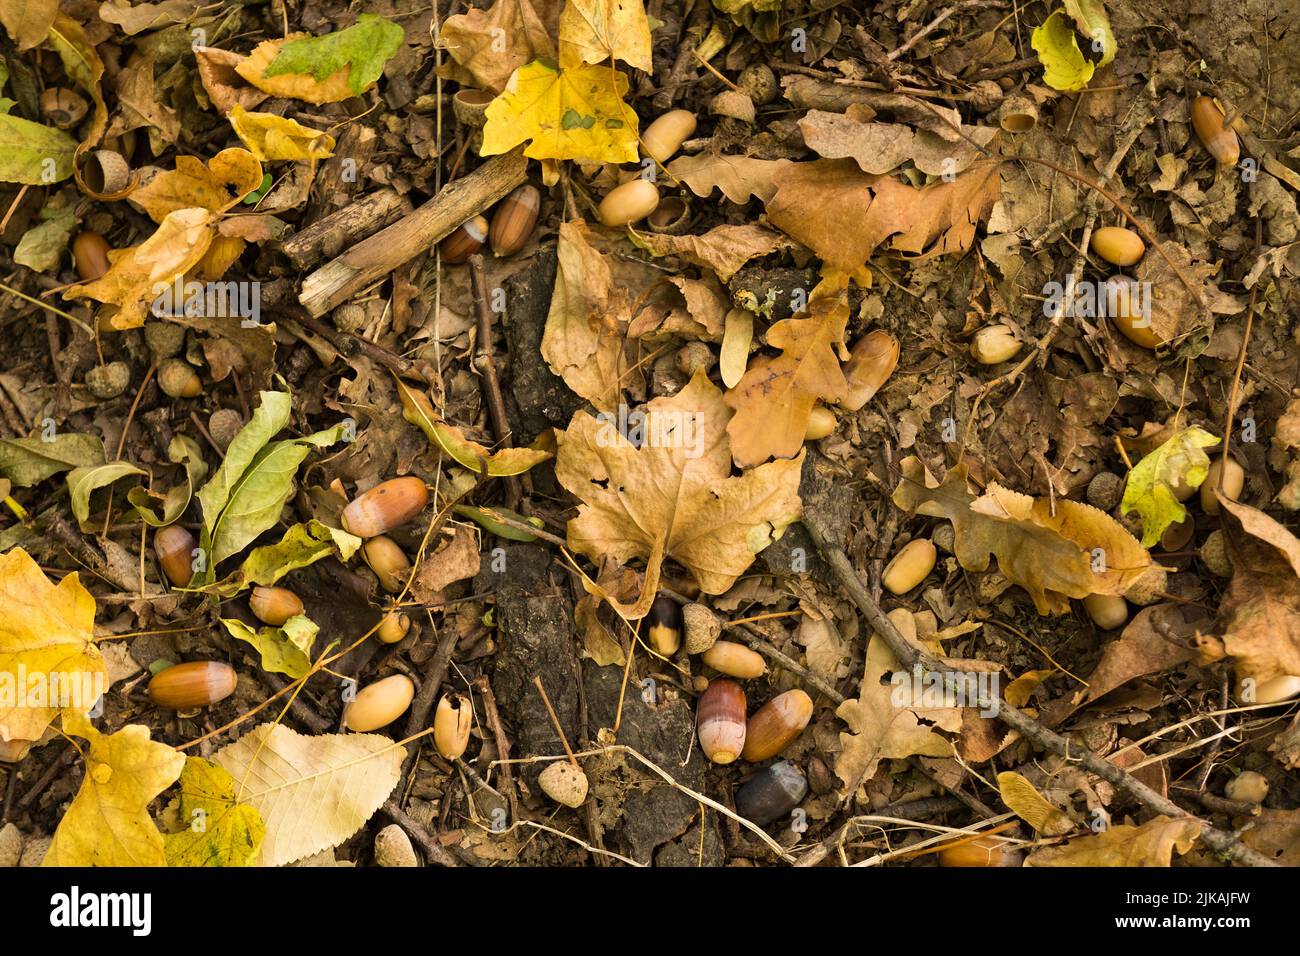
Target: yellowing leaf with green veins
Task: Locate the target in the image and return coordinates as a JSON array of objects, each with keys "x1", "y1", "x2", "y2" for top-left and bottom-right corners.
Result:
[
  {"x1": 1032, "y1": 10, "x2": 1095, "y2": 92},
  {"x1": 0, "y1": 114, "x2": 76, "y2": 184},
  {"x1": 395, "y1": 375, "x2": 554, "y2": 477},
  {"x1": 164, "y1": 758, "x2": 265, "y2": 867},
  {"x1": 558, "y1": 0, "x2": 653, "y2": 72},
  {"x1": 209, "y1": 520, "x2": 361, "y2": 596},
  {"x1": 1120, "y1": 426, "x2": 1219, "y2": 546},
  {"x1": 228, "y1": 105, "x2": 335, "y2": 163},
  {"x1": 482, "y1": 59, "x2": 638, "y2": 164},
  {"x1": 1063, "y1": 0, "x2": 1115, "y2": 67},
  {"x1": 222, "y1": 615, "x2": 319, "y2": 679},
  {"x1": 130, "y1": 149, "x2": 264, "y2": 222},
  {"x1": 43, "y1": 712, "x2": 185, "y2": 867},
  {"x1": 66, "y1": 462, "x2": 147, "y2": 531},
  {"x1": 0, "y1": 549, "x2": 106, "y2": 743},
  {"x1": 996, "y1": 771, "x2": 1075, "y2": 836},
  {"x1": 239, "y1": 14, "x2": 404, "y2": 103}
]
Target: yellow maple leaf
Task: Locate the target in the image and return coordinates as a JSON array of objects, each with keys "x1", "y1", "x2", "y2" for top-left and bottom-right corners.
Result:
[
  {"x1": 228, "y1": 105, "x2": 336, "y2": 163},
  {"x1": 43, "y1": 712, "x2": 186, "y2": 866},
  {"x1": 482, "y1": 59, "x2": 639, "y2": 164},
  {"x1": 558, "y1": 0, "x2": 653, "y2": 72},
  {"x1": 131, "y1": 149, "x2": 264, "y2": 223},
  {"x1": 0, "y1": 548, "x2": 106, "y2": 743},
  {"x1": 234, "y1": 33, "x2": 354, "y2": 105}
]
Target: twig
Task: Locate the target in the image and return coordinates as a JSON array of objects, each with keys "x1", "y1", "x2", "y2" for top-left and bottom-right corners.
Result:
[
  {"x1": 467, "y1": 254, "x2": 522, "y2": 509},
  {"x1": 533, "y1": 675, "x2": 579, "y2": 767},
  {"x1": 474, "y1": 675, "x2": 520, "y2": 826},
  {"x1": 380, "y1": 799, "x2": 461, "y2": 867}
]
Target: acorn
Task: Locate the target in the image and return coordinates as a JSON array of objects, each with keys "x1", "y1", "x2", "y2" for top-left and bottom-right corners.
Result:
[
  {"x1": 0, "y1": 738, "x2": 33, "y2": 763},
  {"x1": 144, "y1": 321, "x2": 186, "y2": 359},
  {"x1": 702, "y1": 640, "x2": 767, "y2": 679},
  {"x1": 1124, "y1": 566, "x2": 1167, "y2": 606},
  {"x1": 646, "y1": 196, "x2": 692, "y2": 234},
  {"x1": 1224, "y1": 770, "x2": 1269, "y2": 804},
  {"x1": 1104, "y1": 275, "x2": 1162, "y2": 349},
  {"x1": 148, "y1": 661, "x2": 237, "y2": 710},
  {"x1": 741, "y1": 689, "x2": 813, "y2": 762},
  {"x1": 155, "y1": 524, "x2": 197, "y2": 587},
  {"x1": 377, "y1": 611, "x2": 410, "y2": 644},
  {"x1": 362, "y1": 535, "x2": 412, "y2": 593},
  {"x1": 373, "y1": 824, "x2": 419, "y2": 867},
  {"x1": 489, "y1": 184, "x2": 540, "y2": 257},
  {"x1": 674, "y1": 341, "x2": 716, "y2": 378},
  {"x1": 208, "y1": 408, "x2": 244, "y2": 449},
  {"x1": 598, "y1": 179, "x2": 659, "y2": 227},
  {"x1": 341, "y1": 477, "x2": 429, "y2": 538},
  {"x1": 735, "y1": 760, "x2": 808, "y2": 826},
  {"x1": 804, "y1": 405, "x2": 837, "y2": 440},
  {"x1": 1200, "y1": 529, "x2": 1232, "y2": 577},
  {"x1": 1087, "y1": 471, "x2": 1124, "y2": 511},
  {"x1": 644, "y1": 595, "x2": 683, "y2": 656},
  {"x1": 697, "y1": 679, "x2": 746, "y2": 764},
  {"x1": 1200, "y1": 455, "x2": 1244, "y2": 515},
  {"x1": 641, "y1": 109, "x2": 697, "y2": 164},
  {"x1": 538, "y1": 761, "x2": 589, "y2": 808},
  {"x1": 1160, "y1": 515, "x2": 1194, "y2": 552},
  {"x1": 452, "y1": 89, "x2": 495, "y2": 128},
  {"x1": 937, "y1": 834, "x2": 1021, "y2": 867},
  {"x1": 1251, "y1": 674, "x2": 1300, "y2": 704},
  {"x1": 157, "y1": 358, "x2": 202, "y2": 398},
  {"x1": 1191, "y1": 95, "x2": 1241, "y2": 166},
  {"x1": 840, "y1": 330, "x2": 899, "y2": 411},
  {"x1": 82, "y1": 149, "x2": 131, "y2": 194},
  {"x1": 433, "y1": 693, "x2": 473, "y2": 759},
  {"x1": 344, "y1": 674, "x2": 416, "y2": 732},
  {"x1": 883, "y1": 538, "x2": 937, "y2": 594},
  {"x1": 85, "y1": 361, "x2": 130, "y2": 400},
  {"x1": 997, "y1": 95, "x2": 1037, "y2": 133},
  {"x1": 71, "y1": 231, "x2": 111, "y2": 281},
  {"x1": 1090, "y1": 226, "x2": 1145, "y2": 267},
  {"x1": 1083, "y1": 593, "x2": 1128, "y2": 630},
  {"x1": 439, "y1": 215, "x2": 489, "y2": 264},
  {"x1": 39, "y1": 87, "x2": 89, "y2": 129},
  {"x1": 249, "y1": 586, "x2": 304, "y2": 626},
  {"x1": 737, "y1": 64, "x2": 779, "y2": 105},
  {"x1": 682, "y1": 603, "x2": 722, "y2": 654},
  {"x1": 971, "y1": 324, "x2": 1021, "y2": 364}
]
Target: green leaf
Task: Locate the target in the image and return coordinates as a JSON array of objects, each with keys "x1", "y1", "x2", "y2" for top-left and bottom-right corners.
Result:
[
  {"x1": 163, "y1": 758, "x2": 266, "y2": 867},
  {"x1": 0, "y1": 113, "x2": 75, "y2": 184},
  {"x1": 66, "y1": 462, "x2": 147, "y2": 531},
  {"x1": 0, "y1": 433, "x2": 104, "y2": 487},
  {"x1": 129, "y1": 435, "x2": 208, "y2": 528},
  {"x1": 454, "y1": 505, "x2": 545, "y2": 542},
  {"x1": 1063, "y1": 0, "x2": 1115, "y2": 68},
  {"x1": 196, "y1": 390, "x2": 291, "y2": 527},
  {"x1": 13, "y1": 203, "x2": 77, "y2": 271},
  {"x1": 1120, "y1": 427, "x2": 1220, "y2": 546},
  {"x1": 222, "y1": 614, "x2": 319, "y2": 679},
  {"x1": 1031, "y1": 10, "x2": 1095, "y2": 93},
  {"x1": 262, "y1": 13, "x2": 404, "y2": 96},
  {"x1": 209, "y1": 520, "x2": 361, "y2": 596}
]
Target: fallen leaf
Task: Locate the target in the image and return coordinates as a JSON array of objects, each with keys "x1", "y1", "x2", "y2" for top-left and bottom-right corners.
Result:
[
  {"x1": 66, "y1": 462, "x2": 148, "y2": 531},
  {"x1": 634, "y1": 223, "x2": 791, "y2": 282},
  {"x1": 239, "y1": 15, "x2": 403, "y2": 103},
  {"x1": 227, "y1": 105, "x2": 335, "y2": 163},
  {"x1": 128, "y1": 434, "x2": 208, "y2": 527},
  {"x1": 1239, "y1": 809, "x2": 1300, "y2": 865},
  {"x1": 798, "y1": 109, "x2": 915, "y2": 175},
  {"x1": 0, "y1": 0, "x2": 57, "y2": 50},
  {"x1": 0, "y1": 432, "x2": 104, "y2": 487},
  {"x1": 1025, "y1": 815, "x2": 1203, "y2": 866},
  {"x1": 163, "y1": 757, "x2": 265, "y2": 867},
  {"x1": 558, "y1": 0, "x2": 653, "y2": 72},
  {"x1": 1031, "y1": 10, "x2": 1095, "y2": 92},
  {"x1": 438, "y1": 0, "x2": 560, "y2": 93},
  {"x1": 99, "y1": 0, "x2": 200, "y2": 35},
  {"x1": 47, "y1": 16, "x2": 111, "y2": 195},
  {"x1": 1120, "y1": 426, "x2": 1218, "y2": 547},
  {"x1": 1063, "y1": 0, "x2": 1116, "y2": 67},
  {"x1": 997, "y1": 771, "x2": 1075, "y2": 836},
  {"x1": 194, "y1": 47, "x2": 269, "y2": 115},
  {"x1": 130, "y1": 149, "x2": 264, "y2": 222},
  {"x1": 410, "y1": 529, "x2": 482, "y2": 599},
  {"x1": 210, "y1": 520, "x2": 361, "y2": 596},
  {"x1": 13, "y1": 203, "x2": 78, "y2": 271},
  {"x1": 0, "y1": 113, "x2": 76, "y2": 184},
  {"x1": 109, "y1": 52, "x2": 179, "y2": 144},
  {"x1": 666, "y1": 153, "x2": 790, "y2": 204},
  {"x1": 222, "y1": 615, "x2": 319, "y2": 679}
]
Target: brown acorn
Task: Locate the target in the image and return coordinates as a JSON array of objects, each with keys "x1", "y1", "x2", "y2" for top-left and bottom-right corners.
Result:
[
  {"x1": 439, "y1": 215, "x2": 489, "y2": 264},
  {"x1": 148, "y1": 661, "x2": 237, "y2": 710},
  {"x1": 72, "y1": 232, "x2": 111, "y2": 282},
  {"x1": 344, "y1": 674, "x2": 415, "y2": 732},
  {"x1": 1190, "y1": 95, "x2": 1240, "y2": 166},
  {"x1": 377, "y1": 611, "x2": 410, "y2": 644},
  {"x1": 341, "y1": 477, "x2": 429, "y2": 538},
  {"x1": 840, "y1": 330, "x2": 899, "y2": 411},
  {"x1": 362, "y1": 535, "x2": 412, "y2": 593},
  {"x1": 937, "y1": 834, "x2": 1022, "y2": 867},
  {"x1": 741, "y1": 689, "x2": 813, "y2": 762},
  {"x1": 249, "y1": 586, "x2": 304, "y2": 626},
  {"x1": 697, "y1": 679, "x2": 746, "y2": 764},
  {"x1": 701, "y1": 640, "x2": 767, "y2": 679},
  {"x1": 155, "y1": 525, "x2": 197, "y2": 587},
  {"x1": 490, "y1": 185, "x2": 541, "y2": 257},
  {"x1": 644, "y1": 595, "x2": 682, "y2": 655}
]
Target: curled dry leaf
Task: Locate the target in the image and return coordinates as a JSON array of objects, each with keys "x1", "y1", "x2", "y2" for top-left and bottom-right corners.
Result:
[
  {"x1": 195, "y1": 47, "x2": 269, "y2": 115},
  {"x1": 634, "y1": 223, "x2": 792, "y2": 283},
  {"x1": 438, "y1": 0, "x2": 559, "y2": 93},
  {"x1": 228, "y1": 105, "x2": 335, "y2": 163},
  {"x1": 130, "y1": 148, "x2": 264, "y2": 222},
  {"x1": 1025, "y1": 815, "x2": 1203, "y2": 867}
]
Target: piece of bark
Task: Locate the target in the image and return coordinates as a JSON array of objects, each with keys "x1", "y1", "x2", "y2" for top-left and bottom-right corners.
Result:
[
  {"x1": 282, "y1": 188, "x2": 411, "y2": 271},
  {"x1": 299, "y1": 147, "x2": 528, "y2": 316}
]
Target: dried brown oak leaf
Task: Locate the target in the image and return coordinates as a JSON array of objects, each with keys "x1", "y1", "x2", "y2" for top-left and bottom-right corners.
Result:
[
  {"x1": 723, "y1": 292, "x2": 848, "y2": 468},
  {"x1": 555, "y1": 371, "x2": 804, "y2": 620},
  {"x1": 666, "y1": 153, "x2": 791, "y2": 204},
  {"x1": 1205, "y1": 498, "x2": 1300, "y2": 687},
  {"x1": 1025, "y1": 815, "x2": 1203, "y2": 867},
  {"x1": 892, "y1": 457, "x2": 1152, "y2": 614},
  {"x1": 634, "y1": 223, "x2": 792, "y2": 283},
  {"x1": 439, "y1": 0, "x2": 560, "y2": 93}
]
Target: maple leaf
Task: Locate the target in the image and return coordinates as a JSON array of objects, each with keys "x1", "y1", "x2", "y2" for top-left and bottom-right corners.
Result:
[
  {"x1": 481, "y1": 59, "x2": 639, "y2": 164},
  {"x1": 558, "y1": 0, "x2": 653, "y2": 72},
  {"x1": 555, "y1": 371, "x2": 804, "y2": 618},
  {"x1": 43, "y1": 712, "x2": 185, "y2": 866},
  {"x1": 836, "y1": 634, "x2": 958, "y2": 796},
  {"x1": 0, "y1": 548, "x2": 105, "y2": 743},
  {"x1": 438, "y1": 0, "x2": 560, "y2": 93},
  {"x1": 130, "y1": 149, "x2": 264, "y2": 222},
  {"x1": 892, "y1": 457, "x2": 1152, "y2": 614},
  {"x1": 164, "y1": 758, "x2": 265, "y2": 867},
  {"x1": 1120, "y1": 426, "x2": 1219, "y2": 546},
  {"x1": 238, "y1": 15, "x2": 403, "y2": 103},
  {"x1": 1031, "y1": 10, "x2": 1096, "y2": 93},
  {"x1": 1025, "y1": 815, "x2": 1203, "y2": 866},
  {"x1": 723, "y1": 292, "x2": 849, "y2": 467}
]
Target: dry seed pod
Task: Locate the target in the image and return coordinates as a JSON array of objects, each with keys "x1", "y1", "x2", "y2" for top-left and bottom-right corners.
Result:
[
  {"x1": 883, "y1": 538, "x2": 937, "y2": 594},
  {"x1": 1190, "y1": 96, "x2": 1241, "y2": 166},
  {"x1": 208, "y1": 408, "x2": 243, "y2": 449},
  {"x1": 362, "y1": 535, "x2": 412, "y2": 593},
  {"x1": 1090, "y1": 226, "x2": 1145, "y2": 267},
  {"x1": 489, "y1": 184, "x2": 540, "y2": 257},
  {"x1": 82, "y1": 149, "x2": 131, "y2": 194},
  {"x1": 701, "y1": 640, "x2": 767, "y2": 679},
  {"x1": 741, "y1": 689, "x2": 813, "y2": 762},
  {"x1": 804, "y1": 405, "x2": 837, "y2": 441},
  {"x1": 452, "y1": 89, "x2": 495, "y2": 128},
  {"x1": 642, "y1": 109, "x2": 697, "y2": 164},
  {"x1": 646, "y1": 196, "x2": 691, "y2": 233},
  {"x1": 968, "y1": 79, "x2": 1004, "y2": 113},
  {"x1": 674, "y1": 341, "x2": 715, "y2": 378},
  {"x1": 148, "y1": 661, "x2": 237, "y2": 710},
  {"x1": 72, "y1": 231, "x2": 111, "y2": 281},
  {"x1": 39, "y1": 88, "x2": 89, "y2": 129},
  {"x1": 840, "y1": 330, "x2": 899, "y2": 411},
  {"x1": 434, "y1": 693, "x2": 473, "y2": 759},
  {"x1": 439, "y1": 215, "x2": 489, "y2": 264},
  {"x1": 538, "y1": 761, "x2": 589, "y2": 807},
  {"x1": 937, "y1": 834, "x2": 1021, "y2": 867},
  {"x1": 377, "y1": 611, "x2": 410, "y2": 644},
  {"x1": 85, "y1": 361, "x2": 130, "y2": 400},
  {"x1": 157, "y1": 358, "x2": 202, "y2": 398},
  {"x1": 1087, "y1": 471, "x2": 1124, "y2": 512},
  {"x1": 738, "y1": 63, "x2": 779, "y2": 105},
  {"x1": 598, "y1": 179, "x2": 659, "y2": 227},
  {"x1": 374, "y1": 824, "x2": 419, "y2": 867},
  {"x1": 1104, "y1": 275, "x2": 1162, "y2": 349},
  {"x1": 998, "y1": 95, "x2": 1037, "y2": 133},
  {"x1": 1251, "y1": 674, "x2": 1300, "y2": 704},
  {"x1": 249, "y1": 586, "x2": 304, "y2": 626},
  {"x1": 144, "y1": 320, "x2": 186, "y2": 359},
  {"x1": 332, "y1": 302, "x2": 367, "y2": 333},
  {"x1": 1124, "y1": 566, "x2": 1167, "y2": 606},
  {"x1": 697, "y1": 679, "x2": 746, "y2": 764},
  {"x1": 155, "y1": 524, "x2": 197, "y2": 587},
  {"x1": 644, "y1": 595, "x2": 682, "y2": 656},
  {"x1": 970, "y1": 324, "x2": 1021, "y2": 364},
  {"x1": 342, "y1": 476, "x2": 429, "y2": 538},
  {"x1": 720, "y1": 308, "x2": 753, "y2": 389},
  {"x1": 1224, "y1": 771, "x2": 1269, "y2": 804},
  {"x1": 1083, "y1": 593, "x2": 1128, "y2": 630},
  {"x1": 682, "y1": 603, "x2": 722, "y2": 654},
  {"x1": 344, "y1": 674, "x2": 415, "y2": 732},
  {"x1": 1200, "y1": 455, "x2": 1244, "y2": 514},
  {"x1": 735, "y1": 760, "x2": 808, "y2": 826},
  {"x1": 711, "y1": 89, "x2": 755, "y2": 122},
  {"x1": 1200, "y1": 529, "x2": 1232, "y2": 577}
]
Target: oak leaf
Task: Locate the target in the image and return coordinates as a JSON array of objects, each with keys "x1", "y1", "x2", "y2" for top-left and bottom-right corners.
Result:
[
  {"x1": 633, "y1": 223, "x2": 791, "y2": 282},
  {"x1": 557, "y1": 0, "x2": 653, "y2": 72},
  {"x1": 438, "y1": 0, "x2": 560, "y2": 93},
  {"x1": 666, "y1": 153, "x2": 791, "y2": 203},
  {"x1": 1025, "y1": 815, "x2": 1203, "y2": 866},
  {"x1": 131, "y1": 149, "x2": 264, "y2": 222},
  {"x1": 555, "y1": 371, "x2": 804, "y2": 618}
]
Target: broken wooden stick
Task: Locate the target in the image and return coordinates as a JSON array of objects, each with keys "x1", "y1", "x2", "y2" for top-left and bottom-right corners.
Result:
[
  {"x1": 298, "y1": 146, "x2": 528, "y2": 316},
  {"x1": 281, "y1": 188, "x2": 411, "y2": 271}
]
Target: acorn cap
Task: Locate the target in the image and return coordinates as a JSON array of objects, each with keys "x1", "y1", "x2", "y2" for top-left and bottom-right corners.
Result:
[
  {"x1": 538, "y1": 761, "x2": 589, "y2": 808},
  {"x1": 683, "y1": 603, "x2": 722, "y2": 654}
]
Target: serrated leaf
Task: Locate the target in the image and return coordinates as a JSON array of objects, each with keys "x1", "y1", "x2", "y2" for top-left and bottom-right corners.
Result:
[
  {"x1": 1031, "y1": 10, "x2": 1095, "y2": 92},
  {"x1": 1120, "y1": 426, "x2": 1219, "y2": 547},
  {"x1": 258, "y1": 14, "x2": 404, "y2": 98},
  {"x1": 164, "y1": 758, "x2": 266, "y2": 867},
  {"x1": 0, "y1": 432, "x2": 104, "y2": 487},
  {"x1": 66, "y1": 462, "x2": 148, "y2": 531},
  {"x1": 1025, "y1": 815, "x2": 1203, "y2": 866},
  {"x1": 222, "y1": 614, "x2": 318, "y2": 679}
]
